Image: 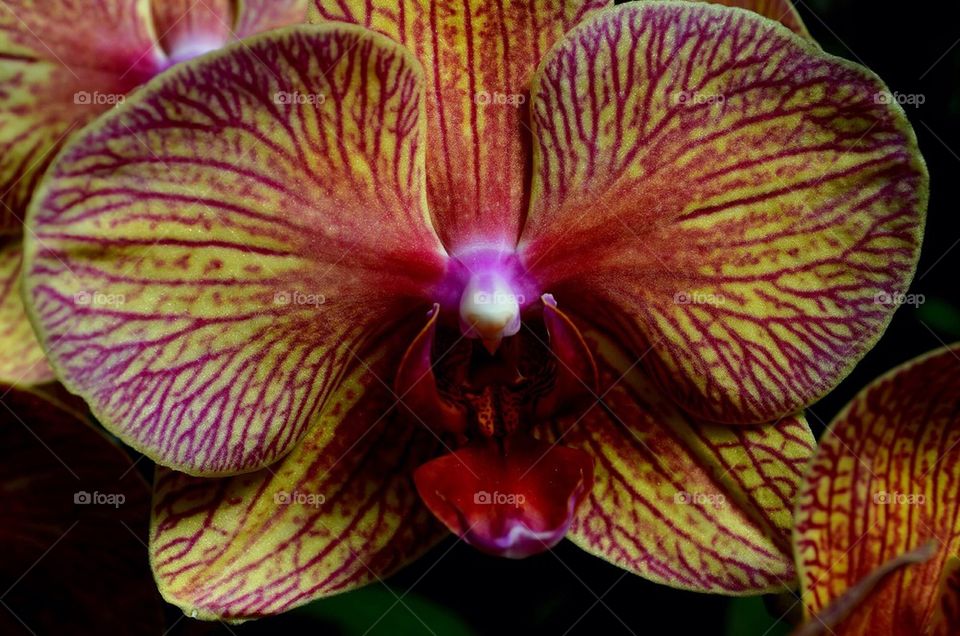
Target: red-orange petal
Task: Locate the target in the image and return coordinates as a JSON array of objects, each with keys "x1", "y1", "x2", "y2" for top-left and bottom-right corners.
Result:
[
  {"x1": 794, "y1": 344, "x2": 960, "y2": 635},
  {"x1": 0, "y1": 0, "x2": 306, "y2": 233}
]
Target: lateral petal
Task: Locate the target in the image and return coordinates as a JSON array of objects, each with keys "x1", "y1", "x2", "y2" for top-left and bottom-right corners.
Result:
[
  {"x1": 520, "y1": 3, "x2": 927, "y2": 423},
  {"x1": 24, "y1": 25, "x2": 448, "y2": 474}
]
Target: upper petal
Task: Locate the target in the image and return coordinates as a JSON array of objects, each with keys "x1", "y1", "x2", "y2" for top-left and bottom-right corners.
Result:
[
  {"x1": 543, "y1": 325, "x2": 816, "y2": 593},
  {"x1": 310, "y1": 0, "x2": 611, "y2": 251},
  {"x1": 23, "y1": 25, "x2": 448, "y2": 474},
  {"x1": 794, "y1": 344, "x2": 960, "y2": 635},
  {"x1": 519, "y1": 3, "x2": 927, "y2": 424}
]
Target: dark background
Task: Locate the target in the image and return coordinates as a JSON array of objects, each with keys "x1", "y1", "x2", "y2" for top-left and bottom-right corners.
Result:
[{"x1": 178, "y1": 1, "x2": 960, "y2": 634}]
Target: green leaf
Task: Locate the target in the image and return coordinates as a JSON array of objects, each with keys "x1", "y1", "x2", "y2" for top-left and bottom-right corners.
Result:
[
  {"x1": 291, "y1": 585, "x2": 477, "y2": 636},
  {"x1": 916, "y1": 298, "x2": 960, "y2": 338},
  {"x1": 725, "y1": 596, "x2": 791, "y2": 636}
]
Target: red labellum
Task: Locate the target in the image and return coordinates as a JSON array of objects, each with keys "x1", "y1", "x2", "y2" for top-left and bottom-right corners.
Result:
[{"x1": 414, "y1": 435, "x2": 594, "y2": 558}]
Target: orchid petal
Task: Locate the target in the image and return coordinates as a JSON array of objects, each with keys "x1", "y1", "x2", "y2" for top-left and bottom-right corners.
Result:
[
  {"x1": 519, "y1": 3, "x2": 927, "y2": 424},
  {"x1": 0, "y1": 0, "x2": 305, "y2": 234},
  {"x1": 0, "y1": 383, "x2": 161, "y2": 634},
  {"x1": 697, "y1": 0, "x2": 810, "y2": 37},
  {"x1": 150, "y1": 352, "x2": 445, "y2": 620},
  {"x1": 23, "y1": 25, "x2": 448, "y2": 474},
  {"x1": 310, "y1": 0, "x2": 611, "y2": 251},
  {"x1": 543, "y1": 326, "x2": 815, "y2": 592},
  {"x1": 0, "y1": 240, "x2": 53, "y2": 385},
  {"x1": 794, "y1": 344, "x2": 960, "y2": 635},
  {"x1": 930, "y1": 557, "x2": 960, "y2": 636}
]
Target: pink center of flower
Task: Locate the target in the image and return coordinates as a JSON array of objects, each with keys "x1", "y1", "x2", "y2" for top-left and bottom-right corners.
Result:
[{"x1": 400, "y1": 249, "x2": 596, "y2": 558}]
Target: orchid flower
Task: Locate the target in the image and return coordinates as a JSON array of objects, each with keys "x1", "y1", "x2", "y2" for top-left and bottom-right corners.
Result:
[
  {"x1": 19, "y1": 0, "x2": 927, "y2": 620},
  {"x1": 791, "y1": 344, "x2": 960, "y2": 636},
  {"x1": 0, "y1": 1, "x2": 308, "y2": 386},
  {"x1": 0, "y1": 383, "x2": 160, "y2": 634}
]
